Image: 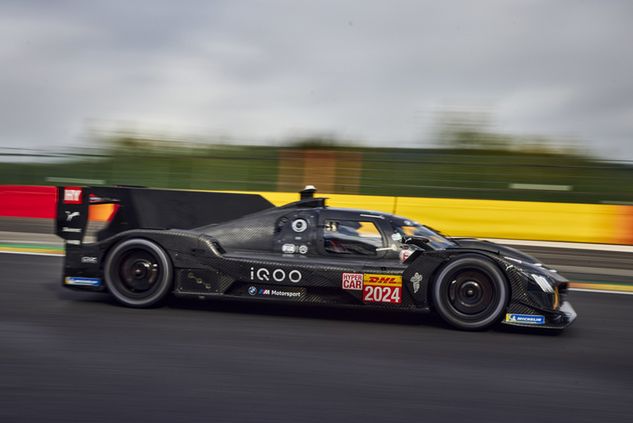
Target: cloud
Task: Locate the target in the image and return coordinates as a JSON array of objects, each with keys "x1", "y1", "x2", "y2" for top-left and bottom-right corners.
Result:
[{"x1": 0, "y1": 0, "x2": 632, "y2": 158}]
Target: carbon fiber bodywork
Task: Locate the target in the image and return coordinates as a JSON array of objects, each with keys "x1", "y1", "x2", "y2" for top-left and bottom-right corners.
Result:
[{"x1": 57, "y1": 186, "x2": 576, "y2": 330}]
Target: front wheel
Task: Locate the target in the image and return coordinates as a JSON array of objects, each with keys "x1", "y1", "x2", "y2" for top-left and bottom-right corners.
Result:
[
  {"x1": 104, "y1": 238, "x2": 173, "y2": 308},
  {"x1": 432, "y1": 255, "x2": 508, "y2": 330}
]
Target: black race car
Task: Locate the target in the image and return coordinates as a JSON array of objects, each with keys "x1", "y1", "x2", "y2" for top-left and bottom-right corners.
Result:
[{"x1": 56, "y1": 185, "x2": 576, "y2": 330}]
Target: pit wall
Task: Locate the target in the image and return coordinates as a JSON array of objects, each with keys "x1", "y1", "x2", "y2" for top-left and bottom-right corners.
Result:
[{"x1": 2, "y1": 185, "x2": 632, "y2": 245}]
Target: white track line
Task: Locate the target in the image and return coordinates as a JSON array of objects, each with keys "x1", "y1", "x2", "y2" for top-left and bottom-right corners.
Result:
[{"x1": 485, "y1": 238, "x2": 633, "y2": 253}]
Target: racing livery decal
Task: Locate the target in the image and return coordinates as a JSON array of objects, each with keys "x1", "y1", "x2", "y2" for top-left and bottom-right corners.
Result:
[
  {"x1": 410, "y1": 272, "x2": 423, "y2": 293},
  {"x1": 64, "y1": 276, "x2": 102, "y2": 287},
  {"x1": 362, "y1": 274, "x2": 402, "y2": 304},
  {"x1": 250, "y1": 267, "x2": 302, "y2": 283},
  {"x1": 63, "y1": 187, "x2": 83, "y2": 204},
  {"x1": 505, "y1": 314, "x2": 545, "y2": 325},
  {"x1": 342, "y1": 273, "x2": 363, "y2": 290},
  {"x1": 248, "y1": 286, "x2": 305, "y2": 300}
]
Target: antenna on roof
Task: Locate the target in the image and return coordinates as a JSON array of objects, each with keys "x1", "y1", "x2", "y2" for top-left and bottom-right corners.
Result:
[{"x1": 300, "y1": 185, "x2": 317, "y2": 200}]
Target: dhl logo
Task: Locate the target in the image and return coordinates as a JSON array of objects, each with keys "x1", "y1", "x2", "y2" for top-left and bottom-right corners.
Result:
[{"x1": 363, "y1": 273, "x2": 402, "y2": 287}]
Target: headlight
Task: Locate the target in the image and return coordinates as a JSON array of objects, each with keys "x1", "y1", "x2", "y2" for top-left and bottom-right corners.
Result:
[{"x1": 531, "y1": 273, "x2": 554, "y2": 293}]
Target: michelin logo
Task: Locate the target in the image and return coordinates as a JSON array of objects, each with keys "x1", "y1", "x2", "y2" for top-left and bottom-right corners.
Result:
[
  {"x1": 505, "y1": 314, "x2": 545, "y2": 325},
  {"x1": 410, "y1": 272, "x2": 423, "y2": 293}
]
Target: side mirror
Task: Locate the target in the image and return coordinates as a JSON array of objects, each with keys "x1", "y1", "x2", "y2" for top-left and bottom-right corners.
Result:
[
  {"x1": 403, "y1": 236, "x2": 430, "y2": 249},
  {"x1": 399, "y1": 237, "x2": 430, "y2": 263}
]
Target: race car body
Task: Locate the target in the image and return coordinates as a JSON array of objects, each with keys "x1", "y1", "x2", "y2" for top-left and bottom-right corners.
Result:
[{"x1": 56, "y1": 185, "x2": 576, "y2": 330}]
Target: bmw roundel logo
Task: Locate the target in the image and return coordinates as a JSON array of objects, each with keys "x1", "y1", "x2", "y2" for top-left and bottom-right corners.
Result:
[{"x1": 248, "y1": 286, "x2": 257, "y2": 296}]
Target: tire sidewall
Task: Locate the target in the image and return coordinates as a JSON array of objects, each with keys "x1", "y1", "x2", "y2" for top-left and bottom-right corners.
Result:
[
  {"x1": 104, "y1": 238, "x2": 173, "y2": 307},
  {"x1": 432, "y1": 255, "x2": 508, "y2": 330}
]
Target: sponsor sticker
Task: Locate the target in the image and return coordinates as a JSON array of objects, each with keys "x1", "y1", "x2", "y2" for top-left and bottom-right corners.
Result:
[
  {"x1": 62, "y1": 227, "x2": 82, "y2": 233},
  {"x1": 63, "y1": 187, "x2": 83, "y2": 204},
  {"x1": 250, "y1": 267, "x2": 302, "y2": 283},
  {"x1": 65, "y1": 211, "x2": 80, "y2": 222},
  {"x1": 363, "y1": 273, "x2": 402, "y2": 304},
  {"x1": 81, "y1": 256, "x2": 97, "y2": 264},
  {"x1": 410, "y1": 272, "x2": 423, "y2": 293},
  {"x1": 281, "y1": 244, "x2": 308, "y2": 255},
  {"x1": 363, "y1": 274, "x2": 401, "y2": 286},
  {"x1": 64, "y1": 277, "x2": 102, "y2": 287},
  {"x1": 249, "y1": 286, "x2": 305, "y2": 299},
  {"x1": 505, "y1": 314, "x2": 546, "y2": 325},
  {"x1": 342, "y1": 273, "x2": 363, "y2": 290},
  {"x1": 282, "y1": 244, "x2": 296, "y2": 254}
]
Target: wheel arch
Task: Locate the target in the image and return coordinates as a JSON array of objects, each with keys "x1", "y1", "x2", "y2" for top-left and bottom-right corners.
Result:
[
  {"x1": 99, "y1": 229, "x2": 204, "y2": 272},
  {"x1": 428, "y1": 252, "x2": 512, "y2": 308},
  {"x1": 102, "y1": 236, "x2": 175, "y2": 307},
  {"x1": 429, "y1": 251, "x2": 513, "y2": 330},
  {"x1": 403, "y1": 250, "x2": 512, "y2": 310}
]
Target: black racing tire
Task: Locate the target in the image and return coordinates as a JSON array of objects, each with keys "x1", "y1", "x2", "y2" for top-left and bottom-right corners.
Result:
[
  {"x1": 104, "y1": 238, "x2": 173, "y2": 308},
  {"x1": 431, "y1": 255, "x2": 508, "y2": 330}
]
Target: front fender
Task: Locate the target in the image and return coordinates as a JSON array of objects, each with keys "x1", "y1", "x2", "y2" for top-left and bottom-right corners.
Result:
[{"x1": 402, "y1": 249, "x2": 516, "y2": 308}]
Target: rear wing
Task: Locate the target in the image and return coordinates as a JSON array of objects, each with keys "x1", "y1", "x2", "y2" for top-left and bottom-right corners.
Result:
[{"x1": 55, "y1": 186, "x2": 274, "y2": 245}]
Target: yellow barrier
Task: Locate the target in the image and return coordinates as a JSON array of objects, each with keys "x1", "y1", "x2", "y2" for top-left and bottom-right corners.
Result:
[
  {"x1": 28, "y1": 185, "x2": 632, "y2": 244},
  {"x1": 249, "y1": 191, "x2": 627, "y2": 245},
  {"x1": 394, "y1": 197, "x2": 623, "y2": 244}
]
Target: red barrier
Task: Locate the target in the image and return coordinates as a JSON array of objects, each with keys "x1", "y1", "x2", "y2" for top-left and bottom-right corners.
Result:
[{"x1": 0, "y1": 185, "x2": 57, "y2": 218}]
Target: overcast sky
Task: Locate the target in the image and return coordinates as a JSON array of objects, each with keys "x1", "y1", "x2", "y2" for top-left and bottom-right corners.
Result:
[{"x1": 1, "y1": 0, "x2": 632, "y2": 158}]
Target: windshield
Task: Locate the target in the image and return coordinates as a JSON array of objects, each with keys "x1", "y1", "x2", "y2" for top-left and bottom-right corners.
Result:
[{"x1": 393, "y1": 221, "x2": 456, "y2": 250}]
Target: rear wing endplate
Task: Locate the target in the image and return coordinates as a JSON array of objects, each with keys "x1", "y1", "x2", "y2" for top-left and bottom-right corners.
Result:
[{"x1": 55, "y1": 186, "x2": 274, "y2": 245}]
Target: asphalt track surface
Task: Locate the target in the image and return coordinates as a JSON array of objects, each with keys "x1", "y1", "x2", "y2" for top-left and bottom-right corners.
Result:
[{"x1": 1, "y1": 253, "x2": 632, "y2": 423}]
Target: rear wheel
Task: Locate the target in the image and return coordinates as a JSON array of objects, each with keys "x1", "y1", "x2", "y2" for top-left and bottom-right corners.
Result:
[
  {"x1": 104, "y1": 238, "x2": 173, "y2": 307},
  {"x1": 432, "y1": 255, "x2": 508, "y2": 330}
]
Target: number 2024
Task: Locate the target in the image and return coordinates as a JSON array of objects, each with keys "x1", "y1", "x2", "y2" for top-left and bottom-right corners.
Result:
[{"x1": 363, "y1": 286, "x2": 401, "y2": 304}]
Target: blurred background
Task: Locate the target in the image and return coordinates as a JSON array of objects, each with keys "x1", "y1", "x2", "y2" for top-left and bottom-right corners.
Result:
[
  {"x1": 2, "y1": 123, "x2": 633, "y2": 204},
  {"x1": 1, "y1": 0, "x2": 632, "y2": 205}
]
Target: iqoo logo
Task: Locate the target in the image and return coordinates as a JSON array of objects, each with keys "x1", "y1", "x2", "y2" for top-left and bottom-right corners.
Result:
[{"x1": 250, "y1": 267, "x2": 302, "y2": 283}]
